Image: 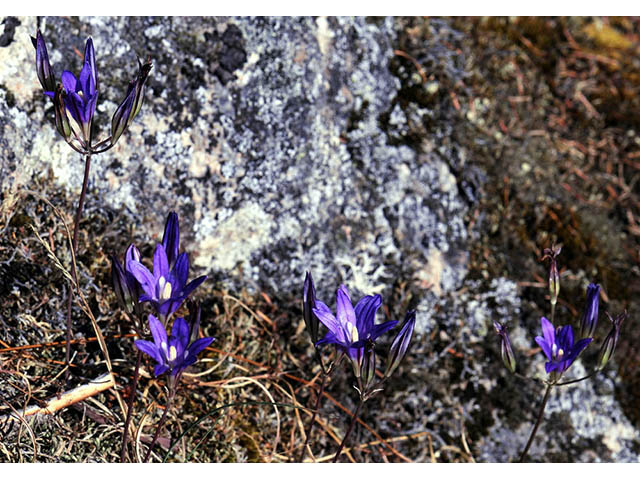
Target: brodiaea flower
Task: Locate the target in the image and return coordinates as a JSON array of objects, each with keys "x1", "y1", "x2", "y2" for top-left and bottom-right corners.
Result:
[
  {"x1": 313, "y1": 284, "x2": 397, "y2": 358},
  {"x1": 42, "y1": 37, "x2": 98, "y2": 142},
  {"x1": 128, "y1": 243, "x2": 206, "y2": 319},
  {"x1": 135, "y1": 314, "x2": 214, "y2": 379},
  {"x1": 535, "y1": 317, "x2": 592, "y2": 374}
]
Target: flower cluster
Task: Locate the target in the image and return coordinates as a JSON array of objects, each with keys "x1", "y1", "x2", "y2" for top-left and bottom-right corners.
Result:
[
  {"x1": 111, "y1": 212, "x2": 212, "y2": 381},
  {"x1": 304, "y1": 273, "x2": 416, "y2": 399},
  {"x1": 33, "y1": 29, "x2": 152, "y2": 153}
]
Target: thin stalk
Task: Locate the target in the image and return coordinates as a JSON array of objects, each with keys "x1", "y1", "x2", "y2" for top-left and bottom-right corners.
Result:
[
  {"x1": 555, "y1": 371, "x2": 596, "y2": 386},
  {"x1": 143, "y1": 393, "x2": 173, "y2": 463},
  {"x1": 64, "y1": 153, "x2": 92, "y2": 382},
  {"x1": 332, "y1": 398, "x2": 364, "y2": 463},
  {"x1": 296, "y1": 371, "x2": 328, "y2": 463},
  {"x1": 120, "y1": 349, "x2": 143, "y2": 462},
  {"x1": 519, "y1": 383, "x2": 552, "y2": 462}
]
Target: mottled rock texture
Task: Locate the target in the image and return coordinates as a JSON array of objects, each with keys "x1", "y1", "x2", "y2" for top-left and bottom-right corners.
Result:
[{"x1": 1, "y1": 16, "x2": 638, "y2": 462}]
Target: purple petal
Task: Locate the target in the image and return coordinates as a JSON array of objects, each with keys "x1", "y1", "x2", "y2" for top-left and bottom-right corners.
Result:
[
  {"x1": 162, "y1": 212, "x2": 180, "y2": 268},
  {"x1": 171, "y1": 317, "x2": 190, "y2": 351},
  {"x1": 83, "y1": 38, "x2": 97, "y2": 93},
  {"x1": 134, "y1": 339, "x2": 163, "y2": 364},
  {"x1": 148, "y1": 314, "x2": 168, "y2": 351},
  {"x1": 61, "y1": 70, "x2": 77, "y2": 93},
  {"x1": 315, "y1": 331, "x2": 340, "y2": 348},
  {"x1": 354, "y1": 294, "x2": 382, "y2": 333},
  {"x1": 154, "y1": 364, "x2": 169, "y2": 377},
  {"x1": 367, "y1": 319, "x2": 398, "y2": 341},
  {"x1": 186, "y1": 337, "x2": 214, "y2": 358},
  {"x1": 173, "y1": 252, "x2": 189, "y2": 288},
  {"x1": 181, "y1": 274, "x2": 207, "y2": 299},
  {"x1": 557, "y1": 325, "x2": 573, "y2": 351},
  {"x1": 336, "y1": 285, "x2": 356, "y2": 328},
  {"x1": 127, "y1": 260, "x2": 156, "y2": 297},
  {"x1": 535, "y1": 335, "x2": 553, "y2": 361},
  {"x1": 540, "y1": 317, "x2": 555, "y2": 344},
  {"x1": 153, "y1": 244, "x2": 169, "y2": 279}
]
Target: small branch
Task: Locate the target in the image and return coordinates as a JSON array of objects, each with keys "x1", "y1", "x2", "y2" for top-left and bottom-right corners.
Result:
[
  {"x1": 0, "y1": 373, "x2": 114, "y2": 421},
  {"x1": 555, "y1": 371, "x2": 597, "y2": 386}
]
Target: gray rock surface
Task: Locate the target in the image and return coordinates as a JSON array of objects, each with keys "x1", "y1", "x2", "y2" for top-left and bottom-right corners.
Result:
[{"x1": 1, "y1": 16, "x2": 638, "y2": 462}]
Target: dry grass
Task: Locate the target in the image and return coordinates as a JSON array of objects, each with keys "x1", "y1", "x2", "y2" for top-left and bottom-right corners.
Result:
[{"x1": 0, "y1": 180, "x2": 446, "y2": 463}]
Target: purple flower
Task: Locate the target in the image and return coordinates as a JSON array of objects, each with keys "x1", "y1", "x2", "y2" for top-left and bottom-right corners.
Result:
[
  {"x1": 42, "y1": 38, "x2": 98, "y2": 141},
  {"x1": 535, "y1": 317, "x2": 592, "y2": 374},
  {"x1": 135, "y1": 314, "x2": 214, "y2": 379},
  {"x1": 127, "y1": 212, "x2": 206, "y2": 318},
  {"x1": 385, "y1": 310, "x2": 416, "y2": 377},
  {"x1": 579, "y1": 283, "x2": 600, "y2": 339},
  {"x1": 313, "y1": 284, "x2": 397, "y2": 359},
  {"x1": 33, "y1": 29, "x2": 151, "y2": 151},
  {"x1": 128, "y1": 243, "x2": 206, "y2": 318}
]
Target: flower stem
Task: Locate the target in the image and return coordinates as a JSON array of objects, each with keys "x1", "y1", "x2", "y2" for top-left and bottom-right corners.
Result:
[
  {"x1": 332, "y1": 398, "x2": 365, "y2": 463},
  {"x1": 64, "y1": 153, "x2": 92, "y2": 383},
  {"x1": 120, "y1": 349, "x2": 143, "y2": 462},
  {"x1": 296, "y1": 371, "x2": 328, "y2": 463},
  {"x1": 519, "y1": 383, "x2": 552, "y2": 462},
  {"x1": 143, "y1": 393, "x2": 173, "y2": 463}
]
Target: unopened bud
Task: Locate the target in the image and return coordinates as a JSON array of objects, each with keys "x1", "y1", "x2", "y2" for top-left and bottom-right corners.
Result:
[
  {"x1": 494, "y1": 320, "x2": 516, "y2": 373},
  {"x1": 53, "y1": 84, "x2": 72, "y2": 141},
  {"x1": 362, "y1": 346, "x2": 376, "y2": 390},
  {"x1": 597, "y1": 311, "x2": 626, "y2": 370},
  {"x1": 303, "y1": 271, "x2": 320, "y2": 345},
  {"x1": 579, "y1": 283, "x2": 600, "y2": 339},
  {"x1": 186, "y1": 300, "x2": 202, "y2": 345},
  {"x1": 384, "y1": 310, "x2": 416, "y2": 378},
  {"x1": 111, "y1": 255, "x2": 136, "y2": 314}
]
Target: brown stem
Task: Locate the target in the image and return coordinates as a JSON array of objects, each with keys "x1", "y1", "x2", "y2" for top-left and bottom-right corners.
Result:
[
  {"x1": 143, "y1": 393, "x2": 173, "y2": 463},
  {"x1": 296, "y1": 372, "x2": 328, "y2": 462},
  {"x1": 120, "y1": 349, "x2": 143, "y2": 462},
  {"x1": 332, "y1": 399, "x2": 364, "y2": 463},
  {"x1": 519, "y1": 383, "x2": 552, "y2": 462},
  {"x1": 64, "y1": 154, "x2": 92, "y2": 382}
]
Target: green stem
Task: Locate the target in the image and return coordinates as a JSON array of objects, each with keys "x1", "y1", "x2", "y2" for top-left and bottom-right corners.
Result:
[{"x1": 519, "y1": 383, "x2": 552, "y2": 462}]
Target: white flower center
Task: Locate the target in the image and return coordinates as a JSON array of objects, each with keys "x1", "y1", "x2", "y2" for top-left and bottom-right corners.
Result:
[
  {"x1": 168, "y1": 345, "x2": 177, "y2": 362},
  {"x1": 347, "y1": 321, "x2": 359, "y2": 343},
  {"x1": 158, "y1": 276, "x2": 173, "y2": 300}
]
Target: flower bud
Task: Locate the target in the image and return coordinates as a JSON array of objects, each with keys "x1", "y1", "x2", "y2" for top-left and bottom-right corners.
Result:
[
  {"x1": 162, "y1": 211, "x2": 180, "y2": 270},
  {"x1": 494, "y1": 320, "x2": 516, "y2": 373},
  {"x1": 362, "y1": 345, "x2": 376, "y2": 390},
  {"x1": 303, "y1": 271, "x2": 320, "y2": 345},
  {"x1": 597, "y1": 311, "x2": 626, "y2": 371},
  {"x1": 111, "y1": 58, "x2": 152, "y2": 146},
  {"x1": 186, "y1": 300, "x2": 202, "y2": 345},
  {"x1": 53, "y1": 84, "x2": 72, "y2": 141},
  {"x1": 579, "y1": 283, "x2": 600, "y2": 339},
  {"x1": 32, "y1": 30, "x2": 56, "y2": 93},
  {"x1": 543, "y1": 244, "x2": 562, "y2": 307},
  {"x1": 111, "y1": 255, "x2": 136, "y2": 315},
  {"x1": 384, "y1": 310, "x2": 416, "y2": 378}
]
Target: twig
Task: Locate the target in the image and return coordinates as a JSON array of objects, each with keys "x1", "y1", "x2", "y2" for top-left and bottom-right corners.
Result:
[{"x1": 0, "y1": 373, "x2": 114, "y2": 421}]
